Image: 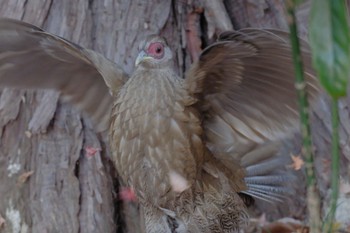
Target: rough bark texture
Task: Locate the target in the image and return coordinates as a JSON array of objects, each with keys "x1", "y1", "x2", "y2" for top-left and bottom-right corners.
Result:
[{"x1": 0, "y1": 0, "x2": 349, "y2": 232}]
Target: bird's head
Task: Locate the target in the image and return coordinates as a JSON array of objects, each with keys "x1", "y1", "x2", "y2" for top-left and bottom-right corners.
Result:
[{"x1": 135, "y1": 35, "x2": 173, "y2": 69}]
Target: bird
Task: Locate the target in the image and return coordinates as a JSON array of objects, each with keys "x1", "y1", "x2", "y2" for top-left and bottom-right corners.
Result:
[{"x1": 0, "y1": 18, "x2": 318, "y2": 232}]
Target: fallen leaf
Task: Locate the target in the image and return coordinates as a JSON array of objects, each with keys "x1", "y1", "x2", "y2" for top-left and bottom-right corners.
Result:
[
  {"x1": 289, "y1": 154, "x2": 305, "y2": 170},
  {"x1": 262, "y1": 218, "x2": 309, "y2": 233},
  {"x1": 17, "y1": 171, "x2": 34, "y2": 184}
]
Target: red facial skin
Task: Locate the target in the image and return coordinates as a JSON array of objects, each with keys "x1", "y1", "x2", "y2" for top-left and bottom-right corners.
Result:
[{"x1": 147, "y1": 42, "x2": 164, "y2": 59}]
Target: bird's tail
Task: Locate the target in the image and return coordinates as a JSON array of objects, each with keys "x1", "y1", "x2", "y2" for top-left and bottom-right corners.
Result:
[
  {"x1": 175, "y1": 166, "x2": 251, "y2": 233},
  {"x1": 141, "y1": 142, "x2": 295, "y2": 233},
  {"x1": 239, "y1": 142, "x2": 295, "y2": 203},
  {"x1": 175, "y1": 141, "x2": 295, "y2": 232}
]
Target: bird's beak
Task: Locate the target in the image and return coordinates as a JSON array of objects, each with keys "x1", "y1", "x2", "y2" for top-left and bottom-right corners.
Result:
[{"x1": 135, "y1": 50, "x2": 151, "y2": 66}]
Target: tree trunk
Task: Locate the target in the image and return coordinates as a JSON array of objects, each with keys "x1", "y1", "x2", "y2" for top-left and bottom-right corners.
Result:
[{"x1": 1, "y1": 0, "x2": 349, "y2": 232}]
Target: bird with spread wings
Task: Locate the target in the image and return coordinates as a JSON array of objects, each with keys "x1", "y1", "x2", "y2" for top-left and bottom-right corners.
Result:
[{"x1": 0, "y1": 18, "x2": 318, "y2": 232}]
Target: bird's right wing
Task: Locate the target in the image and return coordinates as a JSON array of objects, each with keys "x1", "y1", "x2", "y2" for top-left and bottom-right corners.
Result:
[
  {"x1": 185, "y1": 29, "x2": 319, "y2": 153},
  {"x1": 0, "y1": 18, "x2": 129, "y2": 132},
  {"x1": 185, "y1": 29, "x2": 319, "y2": 202}
]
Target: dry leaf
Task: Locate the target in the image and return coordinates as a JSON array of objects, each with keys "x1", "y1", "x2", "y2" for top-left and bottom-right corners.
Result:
[
  {"x1": 289, "y1": 154, "x2": 305, "y2": 170},
  {"x1": 17, "y1": 171, "x2": 34, "y2": 184},
  {"x1": 262, "y1": 218, "x2": 309, "y2": 233}
]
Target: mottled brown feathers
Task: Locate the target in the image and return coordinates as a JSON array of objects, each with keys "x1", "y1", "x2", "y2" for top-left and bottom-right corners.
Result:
[{"x1": 0, "y1": 18, "x2": 320, "y2": 232}]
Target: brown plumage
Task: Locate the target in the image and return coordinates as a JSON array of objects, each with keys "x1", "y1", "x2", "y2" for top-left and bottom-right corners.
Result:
[{"x1": 0, "y1": 18, "x2": 319, "y2": 232}]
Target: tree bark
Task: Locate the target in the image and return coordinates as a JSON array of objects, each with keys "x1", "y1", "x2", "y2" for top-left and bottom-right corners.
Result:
[{"x1": 0, "y1": 0, "x2": 349, "y2": 232}]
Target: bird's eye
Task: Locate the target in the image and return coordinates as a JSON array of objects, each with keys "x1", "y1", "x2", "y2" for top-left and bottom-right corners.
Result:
[
  {"x1": 155, "y1": 46, "x2": 162, "y2": 54},
  {"x1": 147, "y1": 42, "x2": 164, "y2": 59}
]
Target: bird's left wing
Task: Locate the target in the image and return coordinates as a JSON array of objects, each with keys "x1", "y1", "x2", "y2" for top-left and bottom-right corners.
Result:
[
  {"x1": 0, "y1": 18, "x2": 129, "y2": 132},
  {"x1": 185, "y1": 29, "x2": 319, "y2": 154}
]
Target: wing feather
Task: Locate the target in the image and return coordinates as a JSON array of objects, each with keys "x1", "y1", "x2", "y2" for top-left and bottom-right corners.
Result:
[
  {"x1": 0, "y1": 18, "x2": 128, "y2": 132},
  {"x1": 186, "y1": 29, "x2": 319, "y2": 153}
]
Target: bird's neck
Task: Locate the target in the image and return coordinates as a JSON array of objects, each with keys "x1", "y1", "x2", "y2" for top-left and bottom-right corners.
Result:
[
  {"x1": 123, "y1": 68, "x2": 184, "y2": 108},
  {"x1": 113, "y1": 67, "x2": 200, "y2": 133}
]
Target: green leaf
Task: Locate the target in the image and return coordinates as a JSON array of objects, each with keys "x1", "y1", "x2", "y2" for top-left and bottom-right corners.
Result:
[{"x1": 309, "y1": 0, "x2": 350, "y2": 98}]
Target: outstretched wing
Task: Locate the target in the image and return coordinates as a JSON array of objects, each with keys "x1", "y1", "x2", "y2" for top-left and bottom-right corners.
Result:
[
  {"x1": 186, "y1": 29, "x2": 318, "y2": 154},
  {"x1": 0, "y1": 18, "x2": 128, "y2": 132}
]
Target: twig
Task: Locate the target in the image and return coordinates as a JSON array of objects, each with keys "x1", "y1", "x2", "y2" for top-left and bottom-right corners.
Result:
[
  {"x1": 286, "y1": 1, "x2": 321, "y2": 232},
  {"x1": 324, "y1": 97, "x2": 340, "y2": 233}
]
